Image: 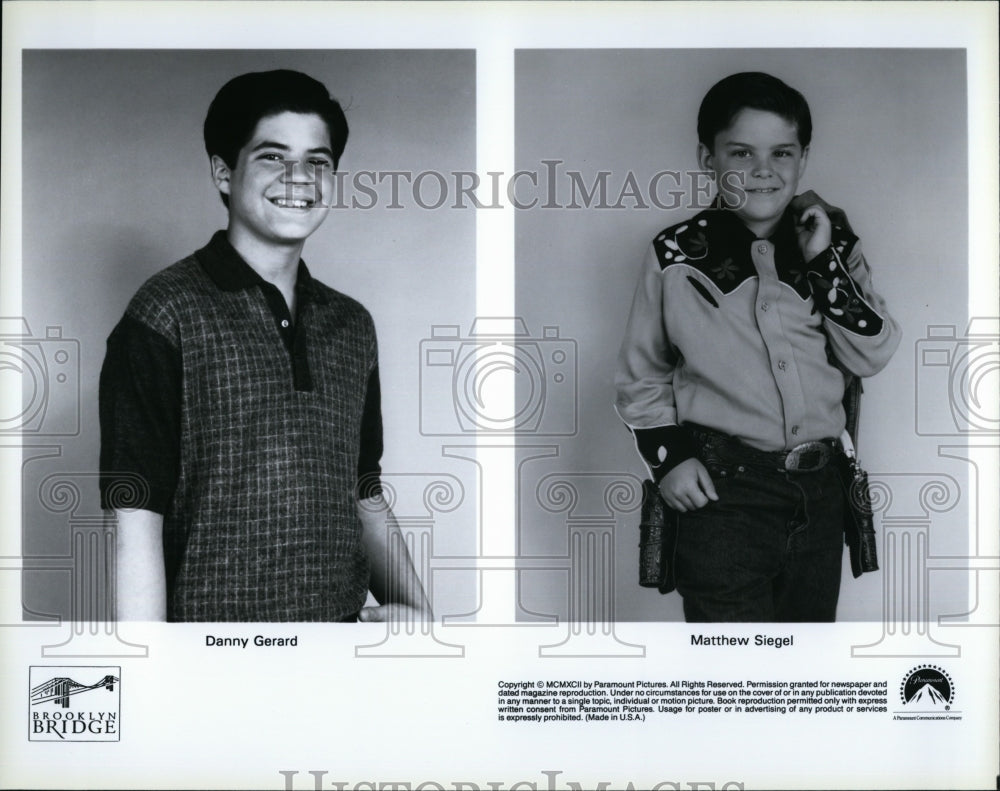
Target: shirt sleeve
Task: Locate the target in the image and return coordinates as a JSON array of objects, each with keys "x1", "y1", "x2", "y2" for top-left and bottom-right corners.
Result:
[
  {"x1": 614, "y1": 244, "x2": 697, "y2": 482},
  {"x1": 99, "y1": 314, "x2": 181, "y2": 514},
  {"x1": 356, "y1": 364, "x2": 384, "y2": 500},
  {"x1": 805, "y1": 236, "x2": 901, "y2": 377}
]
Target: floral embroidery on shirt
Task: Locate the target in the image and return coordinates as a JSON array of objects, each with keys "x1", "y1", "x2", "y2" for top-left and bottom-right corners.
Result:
[
  {"x1": 711, "y1": 257, "x2": 738, "y2": 281},
  {"x1": 675, "y1": 227, "x2": 709, "y2": 260},
  {"x1": 785, "y1": 266, "x2": 808, "y2": 290},
  {"x1": 654, "y1": 213, "x2": 756, "y2": 294},
  {"x1": 806, "y1": 248, "x2": 882, "y2": 336}
]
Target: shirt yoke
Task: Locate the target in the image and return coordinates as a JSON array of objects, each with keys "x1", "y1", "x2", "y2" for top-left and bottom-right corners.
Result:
[
  {"x1": 649, "y1": 208, "x2": 860, "y2": 300},
  {"x1": 124, "y1": 256, "x2": 208, "y2": 344},
  {"x1": 125, "y1": 255, "x2": 378, "y2": 356},
  {"x1": 650, "y1": 211, "x2": 755, "y2": 296}
]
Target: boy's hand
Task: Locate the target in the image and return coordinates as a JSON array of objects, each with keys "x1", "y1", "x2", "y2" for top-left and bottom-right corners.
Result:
[
  {"x1": 792, "y1": 190, "x2": 854, "y2": 235},
  {"x1": 795, "y1": 203, "x2": 833, "y2": 263},
  {"x1": 657, "y1": 458, "x2": 719, "y2": 512}
]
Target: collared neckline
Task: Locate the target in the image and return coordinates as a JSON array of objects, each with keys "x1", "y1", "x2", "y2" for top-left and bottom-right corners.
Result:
[
  {"x1": 705, "y1": 204, "x2": 803, "y2": 271},
  {"x1": 706, "y1": 201, "x2": 799, "y2": 244},
  {"x1": 194, "y1": 230, "x2": 329, "y2": 305}
]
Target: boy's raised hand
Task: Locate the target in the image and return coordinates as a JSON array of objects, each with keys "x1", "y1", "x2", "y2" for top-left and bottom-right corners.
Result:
[
  {"x1": 658, "y1": 457, "x2": 719, "y2": 512},
  {"x1": 791, "y1": 190, "x2": 854, "y2": 234},
  {"x1": 795, "y1": 203, "x2": 833, "y2": 263}
]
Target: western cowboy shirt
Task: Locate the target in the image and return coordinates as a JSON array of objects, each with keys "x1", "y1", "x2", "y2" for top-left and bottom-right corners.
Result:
[{"x1": 614, "y1": 206, "x2": 900, "y2": 482}]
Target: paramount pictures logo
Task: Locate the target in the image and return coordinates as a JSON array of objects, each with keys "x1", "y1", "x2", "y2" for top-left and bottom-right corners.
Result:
[
  {"x1": 29, "y1": 666, "x2": 121, "y2": 741},
  {"x1": 893, "y1": 665, "x2": 960, "y2": 722}
]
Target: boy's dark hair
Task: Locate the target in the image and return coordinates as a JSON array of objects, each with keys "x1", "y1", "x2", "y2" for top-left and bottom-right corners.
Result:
[
  {"x1": 697, "y1": 72, "x2": 812, "y2": 150},
  {"x1": 204, "y1": 69, "x2": 349, "y2": 206}
]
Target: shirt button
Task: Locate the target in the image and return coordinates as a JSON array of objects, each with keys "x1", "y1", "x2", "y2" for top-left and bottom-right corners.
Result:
[
  {"x1": 777, "y1": 360, "x2": 787, "y2": 371},
  {"x1": 757, "y1": 243, "x2": 768, "y2": 254},
  {"x1": 760, "y1": 302, "x2": 769, "y2": 312},
  {"x1": 791, "y1": 426, "x2": 800, "y2": 435},
  {"x1": 281, "y1": 319, "x2": 290, "y2": 328}
]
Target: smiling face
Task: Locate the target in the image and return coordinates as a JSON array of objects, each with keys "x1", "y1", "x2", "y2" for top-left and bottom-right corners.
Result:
[
  {"x1": 211, "y1": 111, "x2": 335, "y2": 258},
  {"x1": 698, "y1": 108, "x2": 809, "y2": 238}
]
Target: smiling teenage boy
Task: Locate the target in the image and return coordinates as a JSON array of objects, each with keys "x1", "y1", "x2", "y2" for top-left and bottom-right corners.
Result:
[
  {"x1": 100, "y1": 70, "x2": 430, "y2": 622},
  {"x1": 615, "y1": 72, "x2": 900, "y2": 622}
]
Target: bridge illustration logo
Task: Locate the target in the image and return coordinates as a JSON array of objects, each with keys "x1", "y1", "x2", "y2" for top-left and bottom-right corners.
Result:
[{"x1": 28, "y1": 666, "x2": 120, "y2": 741}]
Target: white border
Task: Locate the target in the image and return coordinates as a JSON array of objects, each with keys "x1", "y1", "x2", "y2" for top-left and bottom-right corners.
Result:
[{"x1": 2, "y1": 3, "x2": 997, "y2": 790}]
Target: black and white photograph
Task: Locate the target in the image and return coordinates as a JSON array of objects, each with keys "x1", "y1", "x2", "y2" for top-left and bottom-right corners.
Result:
[
  {"x1": 15, "y1": 49, "x2": 478, "y2": 626},
  {"x1": 1, "y1": 3, "x2": 997, "y2": 791},
  {"x1": 514, "y1": 48, "x2": 970, "y2": 624}
]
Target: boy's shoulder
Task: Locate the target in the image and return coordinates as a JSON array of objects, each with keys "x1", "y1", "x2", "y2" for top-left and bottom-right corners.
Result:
[
  {"x1": 303, "y1": 275, "x2": 377, "y2": 333},
  {"x1": 137, "y1": 253, "x2": 205, "y2": 295},
  {"x1": 124, "y1": 254, "x2": 208, "y2": 333},
  {"x1": 125, "y1": 255, "x2": 377, "y2": 340},
  {"x1": 648, "y1": 205, "x2": 859, "y2": 277},
  {"x1": 649, "y1": 209, "x2": 716, "y2": 267},
  {"x1": 648, "y1": 209, "x2": 743, "y2": 284}
]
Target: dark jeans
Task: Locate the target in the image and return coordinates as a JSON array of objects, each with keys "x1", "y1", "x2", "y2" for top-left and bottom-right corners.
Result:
[{"x1": 673, "y1": 431, "x2": 846, "y2": 623}]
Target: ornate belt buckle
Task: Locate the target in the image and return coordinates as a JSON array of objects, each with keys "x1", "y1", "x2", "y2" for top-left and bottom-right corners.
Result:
[{"x1": 784, "y1": 441, "x2": 832, "y2": 472}]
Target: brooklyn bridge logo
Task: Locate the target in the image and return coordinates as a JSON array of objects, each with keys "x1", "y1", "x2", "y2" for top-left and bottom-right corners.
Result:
[
  {"x1": 31, "y1": 673, "x2": 118, "y2": 708},
  {"x1": 28, "y1": 666, "x2": 120, "y2": 742}
]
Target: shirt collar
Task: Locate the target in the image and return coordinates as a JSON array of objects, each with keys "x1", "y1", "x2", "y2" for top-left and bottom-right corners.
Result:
[
  {"x1": 194, "y1": 230, "x2": 328, "y2": 304},
  {"x1": 705, "y1": 203, "x2": 804, "y2": 271}
]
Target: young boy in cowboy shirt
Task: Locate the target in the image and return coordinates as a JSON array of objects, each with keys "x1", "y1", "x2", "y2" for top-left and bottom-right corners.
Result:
[{"x1": 616, "y1": 72, "x2": 900, "y2": 622}]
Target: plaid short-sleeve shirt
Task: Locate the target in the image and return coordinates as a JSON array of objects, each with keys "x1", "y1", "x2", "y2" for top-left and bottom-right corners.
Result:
[{"x1": 100, "y1": 232, "x2": 381, "y2": 622}]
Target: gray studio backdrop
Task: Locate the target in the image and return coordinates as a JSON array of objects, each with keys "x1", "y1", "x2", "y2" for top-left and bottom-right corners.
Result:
[
  {"x1": 514, "y1": 49, "x2": 972, "y2": 622},
  {"x1": 20, "y1": 50, "x2": 478, "y2": 621}
]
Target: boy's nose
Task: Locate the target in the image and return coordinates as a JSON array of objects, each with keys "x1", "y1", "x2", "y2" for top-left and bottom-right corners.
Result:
[{"x1": 282, "y1": 159, "x2": 318, "y2": 183}]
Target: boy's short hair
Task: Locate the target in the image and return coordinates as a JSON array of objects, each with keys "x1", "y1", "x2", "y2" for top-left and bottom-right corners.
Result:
[
  {"x1": 203, "y1": 68, "x2": 349, "y2": 172},
  {"x1": 697, "y1": 72, "x2": 812, "y2": 150}
]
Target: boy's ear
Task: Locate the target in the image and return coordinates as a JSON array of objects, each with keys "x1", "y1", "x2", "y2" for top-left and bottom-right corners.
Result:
[
  {"x1": 797, "y1": 145, "x2": 810, "y2": 181},
  {"x1": 697, "y1": 142, "x2": 714, "y2": 175},
  {"x1": 210, "y1": 155, "x2": 232, "y2": 197}
]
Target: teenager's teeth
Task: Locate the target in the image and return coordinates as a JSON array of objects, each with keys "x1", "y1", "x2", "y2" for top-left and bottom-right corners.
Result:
[{"x1": 273, "y1": 198, "x2": 310, "y2": 208}]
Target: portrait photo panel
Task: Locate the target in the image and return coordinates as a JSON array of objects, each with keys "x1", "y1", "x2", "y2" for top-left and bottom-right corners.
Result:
[
  {"x1": 514, "y1": 48, "x2": 969, "y2": 623},
  {"x1": 19, "y1": 49, "x2": 478, "y2": 623}
]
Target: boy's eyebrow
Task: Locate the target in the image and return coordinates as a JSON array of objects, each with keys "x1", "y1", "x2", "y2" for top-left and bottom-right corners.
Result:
[
  {"x1": 722, "y1": 140, "x2": 798, "y2": 149},
  {"x1": 250, "y1": 140, "x2": 336, "y2": 157}
]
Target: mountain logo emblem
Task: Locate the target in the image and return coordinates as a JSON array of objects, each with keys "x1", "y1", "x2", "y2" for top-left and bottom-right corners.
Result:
[{"x1": 900, "y1": 665, "x2": 953, "y2": 709}]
